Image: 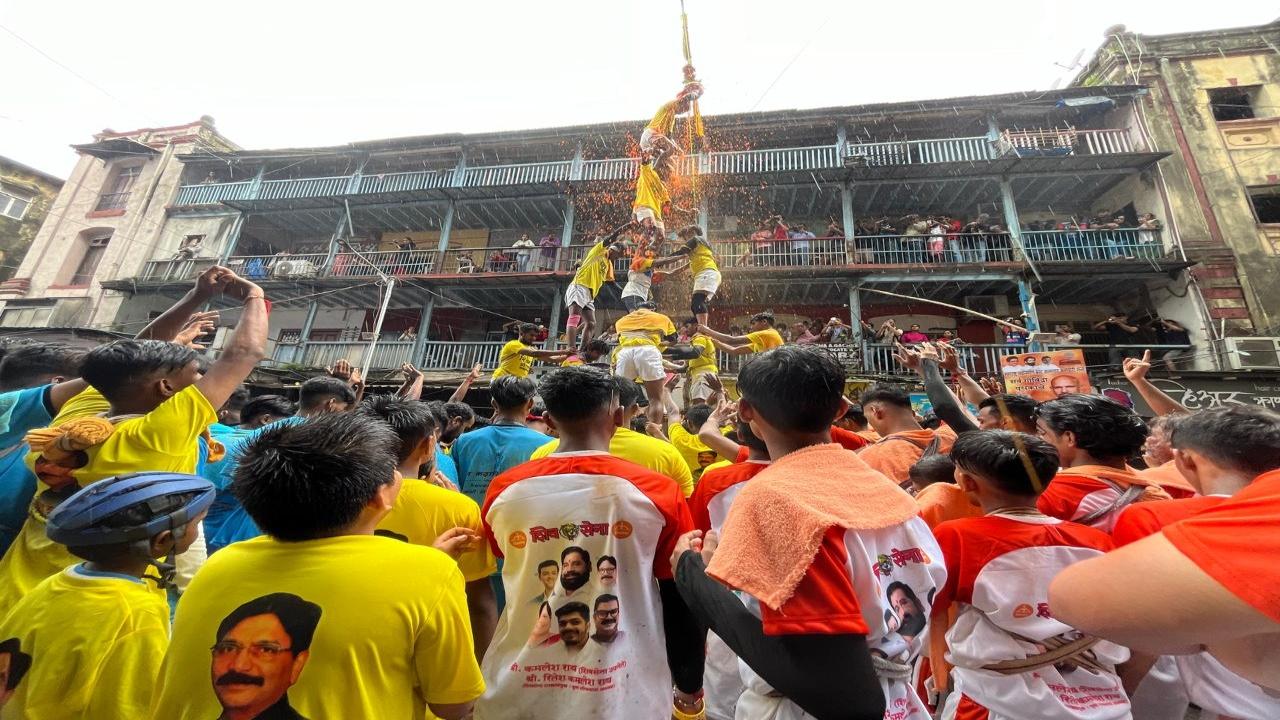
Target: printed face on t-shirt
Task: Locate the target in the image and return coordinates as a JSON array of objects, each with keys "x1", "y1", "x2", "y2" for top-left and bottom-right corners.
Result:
[
  {"x1": 560, "y1": 549, "x2": 591, "y2": 592},
  {"x1": 556, "y1": 608, "x2": 589, "y2": 650},
  {"x1": 596, "y1": 559, "x2": 617, "y2": 587},
  {"x1": 592, "y1": 598, "x2": 620, "y2": 643},
  {"x1": 211, "y1": 614, "x2": 308, "y2": 716},
  {"x1": 538, "y1": 563, "x2": 559, "y2": 594}
]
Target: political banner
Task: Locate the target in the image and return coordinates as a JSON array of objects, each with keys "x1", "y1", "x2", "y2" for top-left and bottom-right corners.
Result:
[{"x1": 1000, "y1": 348, "x2": 1091, "y2": 401}]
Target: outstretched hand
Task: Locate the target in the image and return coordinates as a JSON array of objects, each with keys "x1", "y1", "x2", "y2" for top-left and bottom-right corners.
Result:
[
  {"x1": 327, "y1": 359, "x2": 354, "y2": 381},
  {"x1": 400, "y1": 362, "x2": 423, "y2": 381},
  {"x1": 432, "y1": 527, "x2": 481, "y2": 560},
  {"x1": 979, "y1": 375, "x2": 1004, "y2": 395},
  {"x1": 1124, "y1": 350, "x2": 1153, "y2": 383},
  {"x1": 175, "y1": 312, "x2": 218, "y2": 349},
  {"x1": 893, "y1": 343, "x2": 921, "y2": 371},
  {"x1": 938, "y1": 343, "x2": 962, "y2": 374}
]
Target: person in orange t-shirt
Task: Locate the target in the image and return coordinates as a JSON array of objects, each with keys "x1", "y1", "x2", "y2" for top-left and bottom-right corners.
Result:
[
  {"x1": 1034, "y1": 394, "x2": 1169, "y2": 532},
  {"x1": 1134, "y1": 414, "x2": 1199, "y2": 499},
  {"x1": 857, "y1": 384, "x2": 954, "y2": 488},
  {"x1": 1051, "y1": 404, "x2": 1280, "y2": 695},
  {"x1": 910, "y1": 454, "x2": 981, "y2": 529}
]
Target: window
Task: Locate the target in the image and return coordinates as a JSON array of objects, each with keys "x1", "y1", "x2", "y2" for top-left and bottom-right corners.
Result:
[
  {"x1": 0, "y1": 302, "x2": 54, "y2": 328},
  {"x1": 96, "y1": 165, "x2": 141, "y2": 211},
  {"x1": 1248, "y1": 186, "x2": 1280, "y2": 224},
  {"x1": 0, "y1": 188, "x2": 32, "y2": 221},
  {"x1": 1208, "y1": 86, "x2": 1257, "y2": 122},
  {"x1": 69, "y1": 234, "x2": 111, "y2": 286}
]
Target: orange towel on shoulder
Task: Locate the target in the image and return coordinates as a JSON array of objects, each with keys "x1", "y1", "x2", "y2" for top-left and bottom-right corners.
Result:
[
  {"x1": 856, "y1": 429, "x2": 954, "y2": 485},
  {"x1": 915, "y1": 482, "x2": 982, "y2": 530},
  {"x1": 1069, "y1": 464, "x2": 1171, "y2": 502},
  {"x1": 1136, "y1": 460, "x2": 1198, "y2": 499},
  {"x1": 707, "y1": 443, "x2": 917, "y2": 611}
]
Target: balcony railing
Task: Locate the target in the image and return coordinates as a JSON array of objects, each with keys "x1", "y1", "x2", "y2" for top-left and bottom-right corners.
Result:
[
  {"x1": 296, "y1": 341, "x2": 415, "y2": 369},
  {"x1": 94, "y1": 192, "x2": 130, "y2": 211},
  {"x1": 421, "y1": 340, "x2": 509, "y2": 371},
  {"x1": 846, "y1": 136, "x2": 994, "y2": 166},
  {"x1": 1022, "y1": 229, "x2": 1164, "y2": 262},
  {"x1": 140, "y1": 258, "x2": 217, "y2": 281},
  {"x1": 174, "y1": 127, "x2": 1144, "y2": 207},
  {"x1": 331, "y1": 249, "x2": 438, "y2": 277},
  {"x1": 175, "y1": 181, "x2": 254, "y2": 206},
  {"x1": 225, "y1": 253, "x2": 329, "y2": 280}
]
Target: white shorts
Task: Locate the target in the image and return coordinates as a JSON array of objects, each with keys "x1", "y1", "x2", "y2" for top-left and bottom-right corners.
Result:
[
  {"x1": 693, "y1": 268, "x2": 721, "y2": 297},
  {"x1": 633, "y1": 205, "x2": 665, "y2": 233},
  {"x1": 564, "y1": 283, "x2": 594, "y2": 311},
  {"x1": 640, "y1": 127, "x2": 668, "y2": 153},
  {"x1": 615, "y1": 345, "x2": 666, "y2": 383},
  {"x1": 689, "y1": 369, "x2": 717, "y2": 401}
]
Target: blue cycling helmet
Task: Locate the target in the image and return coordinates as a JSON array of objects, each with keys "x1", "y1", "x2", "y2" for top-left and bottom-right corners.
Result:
[{"x1": 46, "y1": 472, "x2": 216, "y2": 547}]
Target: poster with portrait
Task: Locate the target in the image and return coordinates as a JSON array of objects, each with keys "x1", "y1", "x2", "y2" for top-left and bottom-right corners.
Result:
[{"x1": 1000, "y1": 348, "x2": 1091, "y2": 401}]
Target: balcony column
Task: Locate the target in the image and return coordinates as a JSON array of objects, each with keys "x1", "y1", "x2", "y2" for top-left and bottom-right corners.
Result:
[
  {"x1": 697, "y1": 195, "x2": 709, "y2": 236},
  {"x1": 841, "y1": 181, "x2": 855, "y2": 263},
  {"x1": 411, "y1": 297, "x2": 434, "y2": 362},
  {"x1": 847, "y1": 282, "x2": 862, "y2": 329},
  {"x1": 436, "y1": 200, "x2": 455, "y2": 252},
  {"x1": 218, "y1": 212, "x2": 247, "y2": 264},
  {"x1": 546, "y1": 286, "x2": 563, "y2": 350},
  {"x1": 998, "y1": 176, "x2": 1041, "y2": 283},
  {"x1": 247, "y1": 166, "x2": 265, "y2": 199},
  {"x1": 291, "y1": 300, "x2": 320, "y2": 365},
  {"x1": 1017, "y1": 278, "x2": 1042, "y2": 352},
  {"x1": 569, "y1": 141, "x2": 584, "y2": 182},
  {"x1": 559, "y1": 197, "x2": 576, "y2": 269}
]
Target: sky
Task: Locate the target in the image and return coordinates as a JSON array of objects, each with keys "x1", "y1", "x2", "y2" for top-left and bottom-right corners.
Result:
[{"x1": 3, "y1": 1, "x2": 1275, "y2": 179}]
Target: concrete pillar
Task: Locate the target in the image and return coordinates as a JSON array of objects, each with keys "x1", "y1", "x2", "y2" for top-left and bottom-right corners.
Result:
[
  {"x1": 411, "y1": 297, "x2": 434, "y2": 362},
  {"x1": 999, "y1": 177, "x2": 1040, "y2": 282},
  {"x1": 546, "y1": 287, "x2": 563, "y2": 349}
]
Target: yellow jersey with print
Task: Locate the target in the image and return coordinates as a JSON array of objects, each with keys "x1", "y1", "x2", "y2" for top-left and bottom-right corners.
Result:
[
  {"x1": 493, "y1": 340, "x2": 534, "y2": 379},
  {"x1": 571, "y1": 242, "x2": 613, "y2": 295},
  {"x1": 633, "y1": 164, "x2": 669, "y2": 218},
  {"x1": 615, "y1": 309, "x2": 677, "y2": 348},
  {"x1": 531, "y1": 427, "x2": 694, "y2": 497},
  {"x1": 0, "y1": 564, "x2": 169, "y2": 720},
  {"x1": 377, "y1": 478, "x2": 498, "y2": 583},
  {"x1": 0, "y1": 385, "x2": 216, "y2": 610},
  {"x1": 747, "y1": 328, "x2": 785, "y2": 353},
  {"x1": 688, "y1": 241, "x2": 719, "y2": 275},
  {"x1": 669, "y1": 423, "x2": 720, "y2": 477},
  {"x1": 687, "y1": 336, "x2": 718, "y2": 375},
  {"x1": 647, "y1": 99, "x2": 679, "y2": 135},
  {"x1": 560, "y1": 356, "x2": 584, "y2": 367},
  {"x1": 150, "y1": 534, "x2": 484, "y2": 719}
]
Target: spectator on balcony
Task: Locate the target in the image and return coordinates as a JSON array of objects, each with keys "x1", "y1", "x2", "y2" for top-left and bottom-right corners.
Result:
[
  {"x1": 961, "y1": 214, "x2": 991, "y2": 263},
  {"x1": 488, "y1": 248, "x2": 515, "y2": 273},
  {"x1": 199, "y1": 171, "x2": 217, "y2": 185},
  {"x1": 1094, "y1": 313, "x2": 1140, "y2": 368},
  {"x1": 927, "y1": 218, "x2": 947, "y2": 263},
  {"x1": 1153, "y1": 317, "x2": 1192, "y2": 372},
  {"x1": 398, "y1": 326, "x2": 417, "y2": 342},
  {"x1": 820, "y1": 317, "x2": 855, "y2": 344},
  {"x1": 937, "y1": 329, "x2": 962, "y2": 346},
  {"x1": 537, "y1": 232, "x2": 560, "y2": 270},
  {"x1": 790, "y1": 322, "x2": 819, "y2": 345},
  {"x1": 1054, "y1": 323, "x2": 1082, "y2": 345},
  {"x1": 1003, "y1": 317, "x2": 1030, "y2": 346},
  {"x1": 789, "y1": 223, "x2": 815, "y2": 266},
  {"x1": 457, "y1": 250, "x2": 477, "y2": 274},
  {"x1": 171, "y1": 235, "x2": 203, "y2": 262},
  {"x1": 899, "y1": 323, "x2": 929, "y2": 345},
  {"x1": 901, "y1": 215, "x2": 929, "y2": 265},
  {"x1": 986, "y1": 222, "x2": 1012, "y2": 262},
  {"x1": 512, "y1": 234, "x2": 536, "y2": 272}
]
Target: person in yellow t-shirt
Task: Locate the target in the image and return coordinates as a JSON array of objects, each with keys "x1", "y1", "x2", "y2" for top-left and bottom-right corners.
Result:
[
  {"x1": 0, "y1": 472, "x2": 214, "y2": 720},
  {"x1": 677, "y1": 318, "x2": 720, "y2": 405},
  {"x1": 357, "y1": 395, "x2": 498, "y2": 660},
  {"x1": 493, "y1": 324, "x2": 570, "y2": 379},
  {"x1": 660, "y1": 404, "x2": 724, "y2": 480},
  {"x1": 561, "y1": 339, "x2": 610, "y2": 368},
  {"x1": 530, "y1": 376, "x2": 693, "y2": 497},
  {"x1": 0, "y1": 266, "x2": 269, "y2": 610},
  {"x1": 640, "y1": 90, "x2": 695, "y2": 178},
  {"x1": 698, "y1": 311, "x2": 784, "y2": 357},
  {"x1": 564, "y1": 223, "x2": 633, "y2": 353},
  {"x1": 660, "y1": 225, "x2": 721, "y2": 327},
  {"x1": 633, "y1": 159, "x2": 672, "y2": 241},
  {"x1": 614, "y1": 302, "x2": 678, "y2": 427},
  {"x1": 151, "y1": 413, "x2": 484, "y2": 720}
]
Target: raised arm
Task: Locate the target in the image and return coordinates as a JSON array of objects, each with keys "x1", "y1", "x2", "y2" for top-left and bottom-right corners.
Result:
[
  {"x1": 194, "y1": 269, "x2": 268, "y2": 410},
  {"x1": 397, "y1": 363, "x2": 426, "y2": 401},
  {"x1": 135, "y1": 266, "x2": 224, "y2": 342},
  {"x1": 910, "y1": 344, "x2": 979, "y2": 434},
  {"x1": 697, "y1": 325, "x2": 749, "y2": 345},
  {"x1": 697, "y1": 400, "x2": 741, "y2": 460},
  {"x1": 446, "y1": 363, "x2": 483, "y2": 403},
  {"x1": 1124, "y1": 351, "x2": 1189, "y2": 415},
  {"x1": 940, "y1": 344, "x2": 990, "y2": 405}
]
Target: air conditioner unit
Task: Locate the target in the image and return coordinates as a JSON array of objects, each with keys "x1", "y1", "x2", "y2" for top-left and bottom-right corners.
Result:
[
  {"x1": 964, "y1": 295, "x2": 1010, "y2": 317},
  {"x1": 1220, "y1": 337, "x2": 1280, "y2": 370}
]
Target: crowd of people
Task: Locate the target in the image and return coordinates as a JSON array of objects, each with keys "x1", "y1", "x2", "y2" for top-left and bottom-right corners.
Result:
[{"x1": 0, "y1": 256, "x2": 1275, "y2": 720}]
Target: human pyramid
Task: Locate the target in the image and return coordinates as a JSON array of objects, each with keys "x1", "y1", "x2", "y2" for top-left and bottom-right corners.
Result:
[{"x1": 0, "y1": 47, "x2": 1276, "y2": 720}]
